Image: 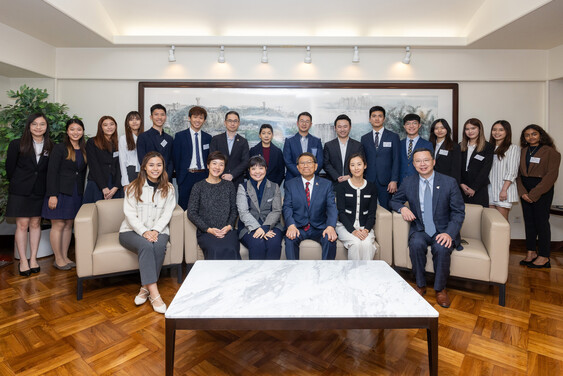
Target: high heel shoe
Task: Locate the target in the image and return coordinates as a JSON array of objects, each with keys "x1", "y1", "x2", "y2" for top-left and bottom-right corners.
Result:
[
  {"x1": 527, "y1": 259, "x2": 551, "y2": 269},
  {"x1": 29, "y1": 260, "x2": 40, "y2": 274},
  {"x1": 149, "y1": 295, "x2": 167, "y2": 314},
  {"x1": 19, "y1": 263, "x2": 31, "y2": 277},
  {"x1": 519, "y1": 257, "x2": 537, "y2": 266}
]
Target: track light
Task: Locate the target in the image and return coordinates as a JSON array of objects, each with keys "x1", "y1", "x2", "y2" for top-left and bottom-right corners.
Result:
[
  {"x1": 352, "y1": 46, "x2": 360, "y2": 63},
  {"x1": 261, "y1": 46, "x2": 268, "y2": 63},
  {"x1": 402, "y1": 46, "x2": 411, "y2": 64},
  {"x1": 304, "y1": 46, "x2": 312, "y2": 64},
  {"x1": 218, "y1": 45, "x2": 225, "y2": 63},
  {"x1": 168, "y1": 45, "x2": 176, "y2": 62}
]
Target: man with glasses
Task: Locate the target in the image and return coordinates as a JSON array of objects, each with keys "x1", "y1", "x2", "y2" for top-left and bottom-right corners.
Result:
[
  {"x1": 399, "y1": 113, "x2": 433, "y2": 185},
  {"x1": 283, "y1": 112, "x2": 323, "y2": 181}
]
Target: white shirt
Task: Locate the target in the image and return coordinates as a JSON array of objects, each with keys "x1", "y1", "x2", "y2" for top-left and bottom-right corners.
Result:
[
  {"x1": 338, "y1": 138, "x2": 348, "y2": 173},
  {"x1": 300, "y1": 135, "x2": 309, "y2": 153},
  {"x1": 419, "y1": 172, "x2": 435, "y2": 214},
  {"x1": 189, "y1": 128, "x2": 204, "y2": 169},
  {"x1": 301, "y1": 176, "x2": 314, "y2": 198},
  {"x1": 466, "y1": 144, "x2": 476, "y2": 171},
  {"x1": 405, "y1": 136, "x2": 420, "y2": 156},
  {"x1": 33, "y1": 140, "x2": 44, "y2": 163},
  {"x1": 118, "y1": 134, "x2": 140, "y2": 186},
  {"x1": 372, "y1": 128, "x2": 385, "y2": 145},
  {"x1": 434, "y1": 141, "x2": 444, "y2": 158}
]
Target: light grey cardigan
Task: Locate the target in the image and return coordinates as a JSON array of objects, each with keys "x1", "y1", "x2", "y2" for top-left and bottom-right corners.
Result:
[{"x1": 236, "y1": 179, "x2": 283, "y2": 239}]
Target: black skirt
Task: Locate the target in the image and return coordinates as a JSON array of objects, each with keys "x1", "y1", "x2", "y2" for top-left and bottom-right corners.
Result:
[{"x1": 6, "y1": 193, "x2": 44, "y2": 218}]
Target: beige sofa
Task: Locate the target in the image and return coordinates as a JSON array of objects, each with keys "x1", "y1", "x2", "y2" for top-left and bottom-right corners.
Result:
[
  {"x1": 74, "y1": 198, "x2": 184, "y2": 300},
  {"x1": 392, "y1": 203, "x2": 510, "y2": 305},
  {"x1": 185, "y1": 205, "x2": 393, "y2": 264}
]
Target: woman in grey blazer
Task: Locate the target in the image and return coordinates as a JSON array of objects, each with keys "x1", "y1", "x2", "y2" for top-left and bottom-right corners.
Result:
[{"x1": 236, "y1": 156, "x2": 283, "y2": 259}]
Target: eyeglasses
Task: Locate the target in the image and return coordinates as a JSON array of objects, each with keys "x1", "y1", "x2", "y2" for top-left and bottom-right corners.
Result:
[
  {"x1": 414, "y1": 159, "x2": 432, "y2": 164},
  {"x1": 225, "y1": 119, "x2": 240, "y2": 124},
  {"x1": 299, "y1": 160, "x2": 315, "y2": 166}
]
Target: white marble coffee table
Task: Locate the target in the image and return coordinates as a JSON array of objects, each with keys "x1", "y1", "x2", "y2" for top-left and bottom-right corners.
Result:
[{"x1": 165, "y1": 260, "x2": 439, "y2": 375}]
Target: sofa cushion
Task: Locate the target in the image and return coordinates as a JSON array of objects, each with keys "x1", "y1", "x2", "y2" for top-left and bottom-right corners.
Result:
[
  {"x1": 460, "y1": 204, "x2": 482, "y2": 240},
  {"x1": 96, "y1": 199, "x2": 126, "y2": 236}
]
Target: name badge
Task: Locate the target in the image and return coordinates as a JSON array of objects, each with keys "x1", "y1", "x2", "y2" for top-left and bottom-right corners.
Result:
[
  {"x1": 345, "y1": 193, "x2": 354, "y2": 197},
  {"x1": 383, "y1": 142, "x2": 392, "y2": 147},
  {"x1": 439, "y1": 149, "x2": 449, "y2": 156},
  {"x1": 161, "y1": 140, "x2": 168, "y2": 148},
  {"x1": 113, "y1": 151, "x2": 119, "y2": 158},
  {"x1": 203, "y1": 144, "x2": 209, "y2": 150},
  {"x1": 474, "y1": 154, "x2": 484, "y2": 161},
  {"x1": 530, "y1": 157, "x2": 541, "y2": 163}
]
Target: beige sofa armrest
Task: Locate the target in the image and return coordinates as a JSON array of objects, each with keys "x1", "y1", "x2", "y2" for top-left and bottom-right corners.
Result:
[
  {"x1": 168, "y1": 205, "x2": 184, "y2": 264},
  {"x1": 392, "y1": 211, "x2": 411, "y2": 268},
  {"x1": 74, "y1": 203, "x2": 98, "y2": 278},
  {"x1": 184, "y1": 214, "x2": 198, "y2": 264},
  {"x1": 375, "y1": 205, "x2": 393, "y2": 265},
  {"x1": 481, "y1": 208, "x2": 510, "y2": 284}
]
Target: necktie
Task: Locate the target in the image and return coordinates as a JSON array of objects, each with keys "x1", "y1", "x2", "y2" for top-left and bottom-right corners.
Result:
[
  {"x1": 194, "y1": 132, "x2": 202, "y2": 169},
  {"x1": 374, "y1": 131, "x2": 379, "y2": 149},
  {"x1": 423, "y1": 179, "x2": 436, "y2": 237},
  {"x1": 408, "y1": 139, "x2": 414, "y2": 160},
  {"x1": 304, "y1": 182, "x2": 311, "y2": 231}
]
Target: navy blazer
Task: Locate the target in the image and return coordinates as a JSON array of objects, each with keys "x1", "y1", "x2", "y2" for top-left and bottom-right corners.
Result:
[
  {"x1": 399, "y1": 137, "x2": 434, "y2": 184},
  {"x1": 46, "y1": 143, "x2": 87, "y2": 197},
  {"x1": 390, "y1": 172, "x2": 465, "y2": 248},
  {"x1": 282, "y1": 176, "x2": 337, "y2": 230},
  {"x1": 136, "y1": 127, "x2": 174, "y2": 180},
  {"x1": 210, "y1": 132, "x2": 250, "y2": 187},
  {"x1": 173, "y1": 129, "x2": 212, "y2": 186},
  {"x1": 434, "y1": 142, "x2": 461, "y2": 184},
  {"x1": 249, "y1": 143, "x2": 285, "y2": 186},
  {"x1": 323, "y1": 138, "x2": 364, "y2": 183},
  {"x1": 361, "y1": 129, "x2": 401, "y2": 187},
  {"x1": 6, "y1": 138, "x2": 50, "y2": 196},
  {"x1": 283, "y1": 133, "x2": 323, "y2": 181}
]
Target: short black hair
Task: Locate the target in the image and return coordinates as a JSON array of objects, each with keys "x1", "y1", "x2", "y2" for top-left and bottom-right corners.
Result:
[
  {"x1": 369, "y1": 106, "x2": 386, "y2": 118},
  {"x1": 297, "y1": 152, "x2": 317, "y2": 164},
  {"x1": 259, "y1": 124, "x2": 273, "y2": 133},
  {"x1": 189, "y1": 106, "x2": 207, "y2": 120},
  {"x1": 412, "y1": 148, "x2": 434, "y2": 160},
  {"x1": 207, "y1": 150, "x2": 228, "y2": 165},
  {"x1": 403, "y1": 113, "x2": 421, "y2": 124},
  {"x1": 150, "y1": 104, "x2": 166, "y2": 115},
  {"x1": 297, "y1": 112, "x2": 312, "y2": 122},
  {"x1": 225, "y1": 110, "x2": 240, "y2": 121},
  {"x1": 334, "y1": 114, "x2": 351, "y2": 127},
  {"x1": 248, "y1": 155, "x2": 267, "y2": 170}
]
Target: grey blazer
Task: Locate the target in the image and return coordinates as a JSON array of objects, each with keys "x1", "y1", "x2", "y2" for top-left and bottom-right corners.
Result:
[{"x1": 236, "y1": 179, "x2": 283, "y2": 239}]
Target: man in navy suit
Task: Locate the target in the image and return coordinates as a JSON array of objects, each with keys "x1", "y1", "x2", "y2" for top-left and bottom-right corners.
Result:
[
  {"x1": 137, "y1": 104, "x2": 174, "y2": 181},
  {"x1": 361, "y1": 106, "x2": 400, "y2": 210},
  {"x1": 283, "y1": 112, "x2": 323, "y2": 181},
  {"x1": 249, "y1": 124, "x2": 285, "y2": 186},
  {"x1": 173, "y1": 106, "x2": 211, "y2": 210},
  {"x1": 390, "y1": 148, "x2": 465, "y2": 308},
  {"x1": 209, "y1": 111, "x2": 250, "y2": 188},
  {"x1": 399, "y1": 113, "x2": 433, "y2": 184},
  {"x1": 283, "y1": 152, "x2": 338, "y2": 260}
]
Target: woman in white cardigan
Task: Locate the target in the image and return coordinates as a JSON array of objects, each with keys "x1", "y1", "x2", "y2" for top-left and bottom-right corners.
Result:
[
  {"x1": 488, "y1": 120, "x2": 520, "y2": 221},
  {"x1": 119, "y1": 151, "x2": 176, "y2": 313}
]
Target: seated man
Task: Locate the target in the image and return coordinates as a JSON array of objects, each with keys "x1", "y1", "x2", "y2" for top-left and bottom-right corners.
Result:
[
  {"x1": 283, "y1": 152, "x2": 338, "y2": 260},
  {"x1": 390, "y1": 148, "x2": 465, "y2": 308}
]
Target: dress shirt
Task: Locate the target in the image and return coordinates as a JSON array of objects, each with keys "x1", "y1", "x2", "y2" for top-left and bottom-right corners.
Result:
[
  {"x1": 118, "y1": 134, "x2": 140, "y2": 186},
  {"x1": 300, "y1": 136, "x2": 308, "y2": 153},
  {"x1": 419, "y1": 172, "x2": 435, "y2": 214},
  {"x1": 301, "y1": 176, "x2": 314, "y2": 197},
  {"x1": 466, "y1": 144, "x2": 476, "y2": 171},
  {"x1": 33, "y1": 140, "x2": 44, "y2": 163},
  {"x1": 434, "y1": 141, "x2": 444, "y2": 158},
  {"x1": 339, "y1": 138, "x2": 348, "y2": 172},
  {"x1": 405, "y1": 135, "x2": 420, "y2": 155},
  {"x1": 227, "y1": 134, "x2": 235, "y2": 155},
  {"x1": 372, "y1": 128, "x2": 384, "y2": 148},
  {"x1": 189, "y1": 128, "x2": 204, "y2": 169}
]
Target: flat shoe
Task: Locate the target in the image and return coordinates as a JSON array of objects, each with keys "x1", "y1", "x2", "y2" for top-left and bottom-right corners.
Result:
[
  {"x1": 30, "y1": 266, "x2": 40, "y2": 273},
  {"x1": 53, "y1": 261, "x2": 72, "y2": 271},
  {"x1": 66, "y1": 261, "x2": 76, "y2": 268},
  {"x1": 528, "y1": 260, "x2": 551, "y2": 269},
  {"x1": 135, "y1": 287, "x2": 150, "y2": 305},
  {"x1": 149, "y1": 295, "x2": 167, "y2": 314},
  {"x1": 519, "y1": 257, "x2": 537, "y2": 266},
  {"x1": 436, "y1": 289, "x2": 451, "y2": 308},
  {"x1": 414, "y1": 285, "x2": 427, "y2": 297}
]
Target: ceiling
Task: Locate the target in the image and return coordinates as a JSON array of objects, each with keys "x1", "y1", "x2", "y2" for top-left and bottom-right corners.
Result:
[{"x1": 0, "y1": 0, "x2": 562, "y2": 49}]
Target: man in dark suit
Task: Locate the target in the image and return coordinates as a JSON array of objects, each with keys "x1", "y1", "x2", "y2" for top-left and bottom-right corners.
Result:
[
  {"x1": 249, "y1": 124, "x2": 285, "y2": 186},
  {"x1": 173, "y1": 106, "x2": 212, "y2": 210},
  {"x1": 283, "y1": 112, "x2": 323, "y2": 181},
  {"x1": 390, "y1": 148, "x2": 465, "y2": 308},
  {"x1": 137, "y1": 104, "x2": 174, "y2": 181},
  {"x1": 323, "y1": 114, "x2": 363, "y2": 186},
  {"x1": 361, "y1": 106, "x2": 401, "y2": 210},
  {"x1": 399, "y1": 113, "x2": 433, "y2": 184},
  {"x1": 209, "y1": 110, "x2": 250, "y2": 188},
  {"x1": 283, "y1": 152, "x2": 338, "y2": 260}
]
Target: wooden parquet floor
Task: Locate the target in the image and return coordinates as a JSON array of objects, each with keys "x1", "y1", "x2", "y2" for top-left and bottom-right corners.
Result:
[{"x1": 0, "y1": 241, "x2": 561, "y2": 375}]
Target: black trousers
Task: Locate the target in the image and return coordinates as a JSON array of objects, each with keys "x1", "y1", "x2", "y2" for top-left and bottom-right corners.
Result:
[{"x1": 521, "y1": 187, "x2": 554, "y2": 257}]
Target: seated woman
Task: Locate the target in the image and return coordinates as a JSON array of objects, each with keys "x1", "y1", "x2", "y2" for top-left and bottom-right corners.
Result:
[
  {"x1": 119, "y1": 152, "x2": 176, "y2": 314},
  {"x1": 335, "y1": 153, "x2": 378, "y2": 260},
  {"x1": 236, "y1": 155, "x2": 283, "y2": 260},
  {"x1": 188, "y1": 151, "x2": 240, "y2": 260}
]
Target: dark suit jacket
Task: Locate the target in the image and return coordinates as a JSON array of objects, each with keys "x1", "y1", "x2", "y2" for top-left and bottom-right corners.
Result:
[
  {"x1": 390, "y1": 172, "x2": 465, "y2": 248},
  {"x1": 399, "y1": 137, "x2": 434, "y2": 184},
  {"x1": 86, "y1": 138, "x2": 122, "y2": 190},
  {"x1": 361, "y1": 129, "x2": 400, "y2": 187},
  {"x1": 434, "y1": 142, "x2": 461, "y2": 184},
  {"x1": 283, "y1": 133, "x2": 323, "y2": 181},
  {"x1": 323, "y1": 138, "x2": 364, "y2": 183},
  {"x1": 173, "y1": 129, "x2": 212, "y2": 186},
  {"x1": 136, "y1": 127, "x2": 174, "y2": 179},
  {"x1": 460, "y1": 141, "x2": 494, "y2": 207},
  {"x1": 6, "y1": 138, "x2": 50, "y2": 196},
  {"x1": 282, "y1": 176, "x2": 337, "y2": 230},
  {"x1": 210, "y1": 132, "x2": 250, "y2": 187},
  {"x1": 46, "y1": 143, "x2": 87, "y2": 197},
  {"x1": 249, "y1": 143, "x2": 285, "y2": 186}
]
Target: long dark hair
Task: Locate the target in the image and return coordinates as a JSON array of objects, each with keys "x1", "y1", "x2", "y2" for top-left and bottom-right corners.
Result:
[
  {"x1": 19, "y1": 113, "x2": 53, "y2": 155},
  {"x1": 429, "y1": 119, "x2": 454, "y2": 151},
  {"x1": 64, "y1": 119, "x2": 87, "y2": 163},
  {"x1": 126, "y1": 152, "x2": 171, "y2": 202},
  {"x1": 520, "y1": 124, "x2": 557, "y2": 151},
  {"x1": 93, "y1": 115, "x2": 118, "y2": 151},
  {"x1": 124, "y1": 111, "x2": 143, "y2": 151},
  {"x1": 460, "y1": 118, "x2": 487, "y2": 153},
  {"x1": 489, "y1": 120, "x2": 512, "y2": 159}
]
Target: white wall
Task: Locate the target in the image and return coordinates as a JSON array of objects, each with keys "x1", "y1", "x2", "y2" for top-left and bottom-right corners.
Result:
[
  {"x1": 548, "y1": 79, "x2": 563, "y2": 241},
  {"x1": 548, "y1": 44, "x2": 563, "y2": 80},
  {"x1": 0, "y1": 75, "x2": 10, "y2": 106}
]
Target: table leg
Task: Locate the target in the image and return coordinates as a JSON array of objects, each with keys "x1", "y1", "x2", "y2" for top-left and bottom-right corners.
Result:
[
  {"x1": 165, "y1": 319, "x2": 176, "y2": 376},
  {"x1": 427, "y1": 319, "x2": 438, "y2": 376}
]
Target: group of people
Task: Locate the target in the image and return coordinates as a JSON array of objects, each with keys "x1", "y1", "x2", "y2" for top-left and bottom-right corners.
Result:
[{"x1": 6, "y1": 103, "x2": 560, "y2": 312}]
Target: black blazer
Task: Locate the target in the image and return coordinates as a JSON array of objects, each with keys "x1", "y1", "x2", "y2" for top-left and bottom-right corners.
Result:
[
  {"x1": 335, "y1": 180, "x2": 378, "y2": 233},
  {"x1": 323, "y1": 138, "x2": 364, "y2": 183},
  {"x1": 249, "y1": 143, "x2": 285, "y2": 186},
  {"x1": 210, "y1": 132, "x2": 250, "y2": 187},
  {"x1": 86, "y1": 138, "x2": 122, "y2": 190},
  {"x1": 460, "y1": 141, "x2": 494, "y2": 207},
  {"x1": 46, "y1": 143, "x2": 87, "y2": 197},
  {"x1": 434, "y1": 142, "x2": 461, "y2": 184},
  {"x1": 6, "y1": 138, "x2": 50, "y2": 196}
]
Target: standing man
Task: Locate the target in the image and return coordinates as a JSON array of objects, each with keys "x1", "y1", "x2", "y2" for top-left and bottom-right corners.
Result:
[
  {"x1": 283, "y1": 152, "x2": 338, "y2": 260},
  {"x1": 283, "y1": 112, "x2": 323, "y2": 181},
  {"x1": 173, "y1": 106, "x2": 212, "y2": 210},
  {"x1": 210, "y1": 110, "x2": 249, "y2": 188},
  {"x1": 249, "y1": 124, "x2": 285, "y2": 186},
  {"x1": 361, "y1": 106, "x2": 401, "y2": 210},
  {"x1": 137, "y1": 104, "x2": 174, "y2": 180},
  {"x1": 390, "y1": 148, "x2": 465, "y2": 308},
  {"x1": 399, "y1": 113, "x2": 433, "y2": 184},
  {"x1": 323, "y1": 114, "x2": 363, "y2": 186}
]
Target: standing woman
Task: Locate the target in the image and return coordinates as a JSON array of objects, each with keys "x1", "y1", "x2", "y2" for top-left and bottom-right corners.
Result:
[
  {"x1": 6, "y1": 113, "x2": 53, "y2": 276},
  {"x1": 236, "y1": 156, "x2": 283, "y2": 260},
  {"x1": 516, "y1": 125, "x2": 560, "y2": 268},
  {"x1": 335, "y1": 153, "x2": 378, "y2": 260},
  {"x1": 119, "y1": 111, "x2": 143, "y2": 189},
  {"x1": 459, "y1": 118, "x2": 494, "y2": 207},
  {"x1": 488, "y1": 120, "x2": 520, "y2": 221},
  {"x1": 429, "y1": 119, "x2": 461, "y2": 183},
  {"x1": 119, "y1": 152, "x2": 176, "y2": 313},
  {"x1": 42, "y1": 119, "x2": 87, "y2": 270},
  {"x1": 188, "y1": 151, "x2": 240, "y2": 260},
  {"x1": 83, "y1": 115, "x2": 122, "y2": 203}
]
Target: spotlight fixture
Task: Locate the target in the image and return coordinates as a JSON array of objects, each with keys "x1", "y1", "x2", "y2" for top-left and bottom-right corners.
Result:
[
  {"x1": 218, "y1": 45, "x2": 225, "y2": 63},
  {"x1": 304, "y1": 46, "x2": 312, "y2": 64},
  {"x1": 402, "y1": 46, "x2": 411, "y2": 64},
  {"x1": 168, "y1": 45, "x2": 176, "y2": 62},
  {"x1": 261, "y1": 46, "x2": 268, "y2": 63},
  {"x1": 352, "y1": 46, "x2": 360, "y2": 63}
]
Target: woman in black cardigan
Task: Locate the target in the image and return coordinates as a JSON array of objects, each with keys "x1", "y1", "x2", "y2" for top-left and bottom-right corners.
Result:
[
  {"x1": 42, "y1": 119, "x2": 88, "y2": 270},
  {"x1": 6, "y1": 113, "x2": 53, "y2": 276},
  {"x1": 335, "y1": 153, "x2": 378, "y2": 260},
  {"x1": 429, "y1": 119, "x2": 461, "y2": 184},
  {"x1": 83, "y1": 115, "x2": 122, "y2": 203}
]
